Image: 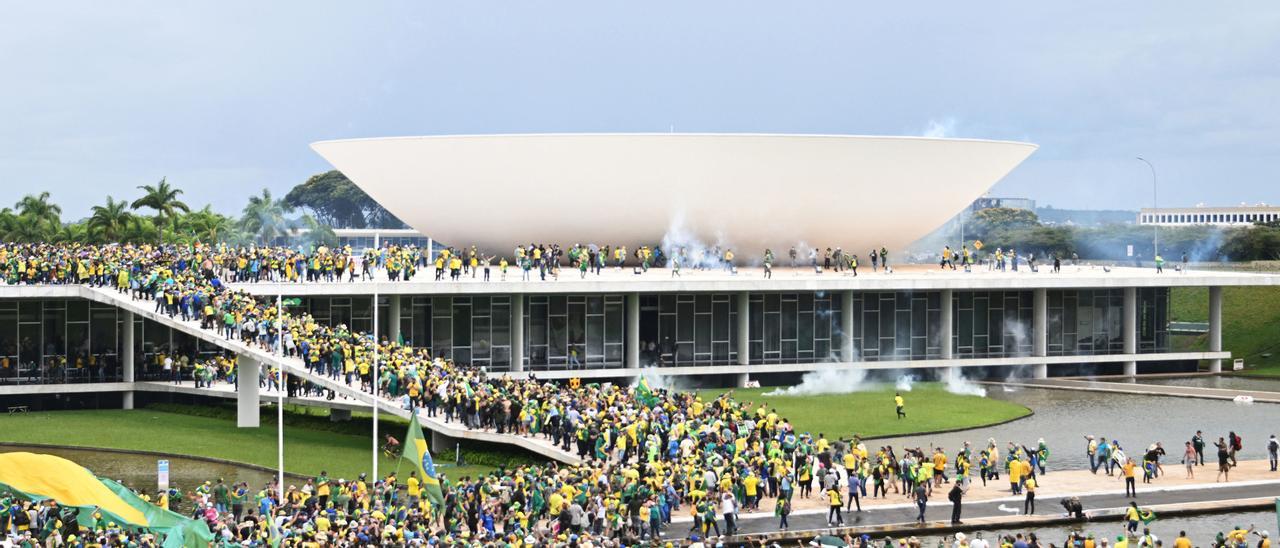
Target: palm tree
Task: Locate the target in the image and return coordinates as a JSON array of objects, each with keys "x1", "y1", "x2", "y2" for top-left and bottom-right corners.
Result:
[
  {"x1": 131, "y1": 177, "x2": 190, "y2": 242},
  {"x1": 239, "y1": 188, "x2": 292, "y2": 244},
  {"x1": 5, "y1": 214, "x2": 54, "y2": 243},
  {"x1": 87, "y1": 196, "x2": 134, "y2": 243},
  {"x1": 14, "y1": 191, "x2": 62, "y2": 227},
  {"x1": 121, "y1": 216, "x2": 160, "y2": 244},
  {"x1": 53, "y1": 222, "x2": 89, "y2": 244},
  {"x1": 184, "y1": 205, "x2": 234, "y2": 244},
  {"x1": 294, "y1": 214, "x2": 339, "y2": 249}
]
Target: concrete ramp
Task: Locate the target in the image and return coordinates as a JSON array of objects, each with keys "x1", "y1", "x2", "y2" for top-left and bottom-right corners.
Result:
[{"x1": 77, "y1": 286, "x2": 582, "y2": 465}]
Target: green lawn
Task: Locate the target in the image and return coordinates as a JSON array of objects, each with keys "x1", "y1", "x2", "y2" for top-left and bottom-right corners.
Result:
[
  {"x1": 695, "y1": 383, "x2": 1030, "y2": 439},
  {"x1": 1170, "y1": 285, "x2": 1280, "y2": 375},
  {"x1": 0, "y1": 406, "x2": 520, "y2": 480}
]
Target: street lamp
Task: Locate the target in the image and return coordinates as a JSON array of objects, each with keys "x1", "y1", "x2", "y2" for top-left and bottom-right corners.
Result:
[{"x1": 1136, "y1": 157, "x2": 1158, "y2": 260}]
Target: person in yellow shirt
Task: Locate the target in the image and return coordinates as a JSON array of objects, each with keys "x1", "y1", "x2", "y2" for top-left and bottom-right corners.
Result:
[
  {"x1": 743, "y1": 474, "x2": 760, "y2": 510},
  {"x1": 1022, "y1": 476, "x2": 1036, "y2": 514},
  {"x1": 1008, "y1": 457, "x2": 1023, "y2": 494},
  {"x1": 406, "y1": 471, "x2": 421, "y2": 504},
  {"x1": 1122, "y1": 458, "x2": 1137, "y2": 498},
  {"x1": 1172, "y1": 531, "x2": 1191, "y2": 548},
  {"x1": 895, "y1": 393, "x2": 906, "y2": 419},
  {"x1": 932, "y1": 448, "x2": 949, "y2": 486}
]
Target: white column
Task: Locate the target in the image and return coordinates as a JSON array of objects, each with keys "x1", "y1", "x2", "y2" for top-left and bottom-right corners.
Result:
[
  {"x1": 626, "y1": 293, "x2": 640, "y2": 369},
  {"x1": 1209, "y1": 286, "x2": 1223, "y2": 373},
  {"x1": 1123, "y1": 287, "x2": 1137, "y2": 377},
  {"x1": 236, "y1": 355, "x2": 260, "y2": 428},
  {"x1": 511, "y1": 294, "x2": 525, "y2": 372},
  {"x1": 121, "y1": 310, "x2": 135, "y2": 410},
  {"x1": 1032, "y1": 288, "x2": 1048, "y2": 379},
  {"x1": 737, "y1": 292, "x2": 750, "y2": 366},
  {"x1": 841, "y1": 291, "x2": 854, "y2": 362},
  {"x1": 388, "y1": 294, "x2": 402, "y2": 345},
  {"x1": 940, "y1": 290, "x2": 954, "y2": 360},
  {"x1": 736, "y1": 292, "x2": 751, "y2": 388}
]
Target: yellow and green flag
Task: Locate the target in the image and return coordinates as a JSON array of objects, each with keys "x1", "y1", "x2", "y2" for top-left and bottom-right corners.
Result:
[
  {"x1": 636, "y1": 378, "x2": 659, "y2": 407},
  {"x1": 401, "y1": 412, "x2": 446, "y2": 512},
  {"x1": 0, "y1": 452, "x2": 212, "y2": 548}
]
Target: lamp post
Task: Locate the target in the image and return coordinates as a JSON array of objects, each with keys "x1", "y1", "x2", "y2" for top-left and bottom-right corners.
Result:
[
  {"x1": 372, "y1": 232, "x2": 380, "y2": 480},
  {"x1": 276, "y1": 291, "x2": 284, "y2": 502},
  {"x1": 1136, "y1": 157, "x2": 1158, "y2": 260}
]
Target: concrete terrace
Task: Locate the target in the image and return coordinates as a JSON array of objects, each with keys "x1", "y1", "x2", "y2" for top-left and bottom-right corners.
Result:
[{"x1": 227, "y1": 265, "x2": 1280, "y2": 297}]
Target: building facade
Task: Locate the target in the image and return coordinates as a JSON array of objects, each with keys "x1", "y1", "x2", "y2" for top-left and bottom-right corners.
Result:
[{"x1": 1138, "y1": 205, "x2": 1280, "y2": 227}]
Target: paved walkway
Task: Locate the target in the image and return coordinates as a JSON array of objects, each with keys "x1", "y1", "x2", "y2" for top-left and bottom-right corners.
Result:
[
  {"x1": 995, "y1": 378, "x2": 1280, "y2": 403},
  {"x1": 668, "y1": 460, "x2": 1280, "y2": 541}
]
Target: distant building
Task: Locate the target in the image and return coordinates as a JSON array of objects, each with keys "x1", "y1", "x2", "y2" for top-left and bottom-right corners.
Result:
[
  {"x1": 1137, "y1": 205, "x2": 1280, "y2": 227},
  {"x1": 970, "y1": 196, "x2": 1035, "y2": 212},
  {"x1": 1035, "y1": 206, "x2": 1137, "y2": 227},
  {"x1": 332, "y1": 228, "x2": 433, "y2": 250}
]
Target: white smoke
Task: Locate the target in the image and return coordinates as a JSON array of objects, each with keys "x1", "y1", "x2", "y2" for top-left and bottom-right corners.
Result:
[
  {"x1": 942, "y1": 368, "x2": 988, "y2": 397},
  {"x1": 895, "y1": 374, "x2": 916, "y2": 392},
  {"x1": 922, "y1": 117, "x2": 958, "y2": 138},
  {"x1": 1002, "y1": 318, "x2": 1034, "y2": 381},
  {"x1": 637, "y1": 367, "x2": 680, "y2": 392},
  {"x1": 660, "y1": 210, "x2": 735, "y2": 269},
  {"x1": 764, "y1": 368, "x2": 868, "y2": 396}
]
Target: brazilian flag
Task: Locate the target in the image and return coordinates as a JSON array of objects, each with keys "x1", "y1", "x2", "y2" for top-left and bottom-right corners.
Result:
[
  {"x1": 0, "y1": 453, "x2": 212, "y2": 548},
  {"x1": 401, "y1": 413, "x2": 446, "y2": 513},
  {"x1": 635, "y1": 378, "x2": 659, "y2": 407},
  {"x1": 1139, "y1": 508, "x2": 1157, "y2": 524}
]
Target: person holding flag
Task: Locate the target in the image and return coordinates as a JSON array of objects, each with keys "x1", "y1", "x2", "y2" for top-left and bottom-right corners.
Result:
[
  {"x1": 400, "y1": 412, "x2": 446, "y2": 517},
  {"x1": 635, "y1": 378, "x2": 659, "y2": 408}
]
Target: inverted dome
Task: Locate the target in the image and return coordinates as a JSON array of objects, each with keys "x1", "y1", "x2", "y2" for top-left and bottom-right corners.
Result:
[{"x1": 311, "y1": 133, "x2": 1036, "y2": 257}]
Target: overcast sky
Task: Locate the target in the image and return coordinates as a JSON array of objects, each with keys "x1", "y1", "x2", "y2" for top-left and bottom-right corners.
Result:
[{"x1": 2, "y1": 2, "x2": 1277, "y2": 219}]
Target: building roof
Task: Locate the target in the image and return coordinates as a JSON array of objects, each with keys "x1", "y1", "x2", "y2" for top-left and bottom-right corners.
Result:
[{"x1": 311, "y1": 133, "x2": 1037, "y2": 254}]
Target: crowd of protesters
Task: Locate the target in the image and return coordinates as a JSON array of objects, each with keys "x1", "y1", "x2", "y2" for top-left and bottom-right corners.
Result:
[{"x1": 0, "y1": 242, "x2": 1271, "y2": 547}]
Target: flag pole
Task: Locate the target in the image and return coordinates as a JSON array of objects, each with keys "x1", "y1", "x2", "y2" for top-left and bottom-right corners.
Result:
[
  {"x1": 372, "y1": 233, "x2": 380, "y2": 481},
  {"x1": 276, "y1": 290, "x2": 285, "y2": 502}
]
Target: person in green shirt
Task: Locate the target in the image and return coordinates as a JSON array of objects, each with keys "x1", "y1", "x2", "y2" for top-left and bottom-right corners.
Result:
[{"x1": 213, "y1": 478, "x2": 230, "y2": 513}]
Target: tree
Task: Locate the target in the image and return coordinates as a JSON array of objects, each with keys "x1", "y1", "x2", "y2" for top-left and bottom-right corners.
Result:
[
  {"x1": 131, "y1": 177, "x2": 190, "y2": 242},
  {"x1": 1221, "y1": 226, "x2": 1280, "y2": 261},
  {"x1": 87, "y1": 196, "x2": 134, "y2": 242},
  {"x1": 14, "y1": 191, "x2": 62, "y2": 227},
  {"x1": 292, "y1": 214, "x2": 339, "y2": 249},
  {"x1": 181, "y1": 205, "x2": 236, "y2": 244},
  {"x1": 4, "y1": 214, "x2": 55, "y2": 243},
  {"x1": 284, "y1": 170, "x2": 405, "y2": 229},
  {"x1": 239, "y1": 188, "x2": 293, "y2": 244},
  {"x1": 968, "y1": 208, "x2": 1040, "y2": 240}
]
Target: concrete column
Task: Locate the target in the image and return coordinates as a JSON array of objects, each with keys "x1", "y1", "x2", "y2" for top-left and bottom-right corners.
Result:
[
  {"x1": 939, "y1": 290, "x2": 954, "y2": 360},
  {"x1": 121, "y1": 310, "x2": 135, "y2": 410},
  {"x1": 236, "y1": 355, "x2": 260, "y2": 428},
  {"x1": 841, "y1": 291, "x2": 854, "y2": 362},
  {"x1": 388, "y1": 294, "x2": 402, "y2": 345},
  {"x1": 626, "y1": 293, "x2": 640, "y2": 369},
  {"x1": 1209, "y1": 286, "x2": 1223, "y2": 373},
  {"x1": 735, "y1": 291, "x2": 751, "y2": 388},
  {"x1": 1032, "y1": 288, "x2": 1048, "y2": 379},
  {"x1": 511, "y1": 294, "x2": 525, "y2": 372},
  {"x1": 737, "y1": 292, "x2": 750, "y2": 366},
  {"x1": 1123, "y1": 287, "x2": 1138, "y2": 377}
]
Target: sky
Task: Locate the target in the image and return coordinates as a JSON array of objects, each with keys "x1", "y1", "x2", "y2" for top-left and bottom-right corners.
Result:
[{"x1": 1, "y1": 1, "x2": 1278, "y2": 220}]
